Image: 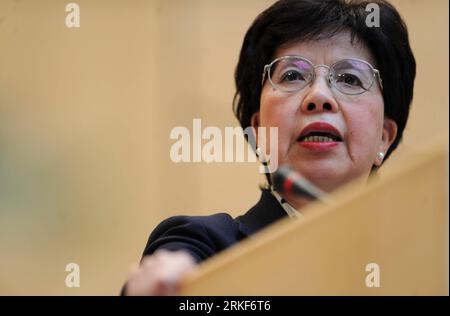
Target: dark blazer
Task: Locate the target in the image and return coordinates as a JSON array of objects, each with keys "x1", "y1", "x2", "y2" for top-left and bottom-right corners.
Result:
[
  {"x1": 141, "y1": 188, "x2": 287, "y2": 263},
  {"x1": 121, "y1": 189, "x2": 287, "y2": 294}
]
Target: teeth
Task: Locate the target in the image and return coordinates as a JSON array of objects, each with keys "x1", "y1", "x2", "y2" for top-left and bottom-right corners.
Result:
[{"x1": 302, "y1": 136, "x2": 335, "y2": 142}]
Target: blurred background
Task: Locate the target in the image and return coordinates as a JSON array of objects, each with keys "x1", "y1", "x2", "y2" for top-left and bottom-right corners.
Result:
[{"x1": 0, "y1": 0, "x2": 448, "y2": 295}]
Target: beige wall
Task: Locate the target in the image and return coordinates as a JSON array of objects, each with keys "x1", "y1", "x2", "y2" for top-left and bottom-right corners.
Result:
[{"x1": 0, "y1": 0, "x2": 447, "y2": 295}]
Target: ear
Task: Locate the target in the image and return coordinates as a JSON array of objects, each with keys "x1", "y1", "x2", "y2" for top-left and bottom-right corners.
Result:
[{"x1": 374, "y1": 118, "x2": 398, "y2": 167}]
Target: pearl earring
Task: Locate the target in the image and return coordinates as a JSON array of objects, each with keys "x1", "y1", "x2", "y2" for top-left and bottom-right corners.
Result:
[{"x1": 377, "y1": 152, "x2": 385, "y2": 161}]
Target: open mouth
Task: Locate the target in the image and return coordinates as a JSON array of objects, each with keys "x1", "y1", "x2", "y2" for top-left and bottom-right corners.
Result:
[{"x1": 297, "y1": 131, "x2": 342, "y2": 143}]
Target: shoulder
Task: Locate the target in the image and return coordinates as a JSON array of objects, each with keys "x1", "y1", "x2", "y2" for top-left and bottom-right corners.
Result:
[
  {"x1": 149, "y1": 213, "x2": 238, "y2": 240},
  {"x1": 142, "y1": 213, "x2": 243, "y2": 262}
]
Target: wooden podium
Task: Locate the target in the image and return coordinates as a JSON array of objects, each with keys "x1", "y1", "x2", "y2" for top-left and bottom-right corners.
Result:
[{"x1": 180, "y1": 141, "x2": 449, "y2": 295}]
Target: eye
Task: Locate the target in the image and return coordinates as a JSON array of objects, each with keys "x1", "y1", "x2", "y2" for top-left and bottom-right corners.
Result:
[
  {"x1": 281, "y1": 70, "x2": 306, "y2": 82},
  {"x1": 336, "y1": 73, "x2": 363, "y2": 87}
]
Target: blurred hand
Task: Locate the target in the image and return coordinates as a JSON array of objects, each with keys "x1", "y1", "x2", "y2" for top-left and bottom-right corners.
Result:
[{"x1": 124, "y1": 249, "x2": 197, "y2": 296}]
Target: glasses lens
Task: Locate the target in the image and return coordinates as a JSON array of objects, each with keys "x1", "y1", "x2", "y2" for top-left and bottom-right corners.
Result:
[
  {"x1": 331, "y1": 59, "x2": 375, "y2": 95},
  {"x1": 269, "y1": 57, "x2": 313, "y2": 92}
]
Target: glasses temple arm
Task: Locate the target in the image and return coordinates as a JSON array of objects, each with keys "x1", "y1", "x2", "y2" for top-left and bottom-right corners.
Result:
[
  {"x1": 261, "y1": 65, "x2": 269, "y2": 86},
  {"x1": 374, "y1": 69, "x2": 383, "y2": 90}
]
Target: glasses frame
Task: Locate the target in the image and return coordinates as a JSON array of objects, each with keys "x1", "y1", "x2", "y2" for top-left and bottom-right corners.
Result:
[{"x1": 261, "y1": 55, "x2": 383, "y2": 95}]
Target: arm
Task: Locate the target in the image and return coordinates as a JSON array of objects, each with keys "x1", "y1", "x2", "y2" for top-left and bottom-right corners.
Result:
[{"x1": 122, "y1": 216, "x2": 218, "y2": 296}]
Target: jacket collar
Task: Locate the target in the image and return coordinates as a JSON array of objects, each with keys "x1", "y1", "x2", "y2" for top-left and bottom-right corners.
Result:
[{"x1": 235, "y1": 189, "x2": 288, "y2": 236}]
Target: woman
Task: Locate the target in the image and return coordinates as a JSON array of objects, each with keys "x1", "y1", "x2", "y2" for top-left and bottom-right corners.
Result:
[{"x1": 123, "y1": 0, "x2": 416, "y2": 295}]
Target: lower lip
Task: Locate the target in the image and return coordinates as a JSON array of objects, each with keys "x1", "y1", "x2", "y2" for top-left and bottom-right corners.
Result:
[{"x1": 298, "y1": 141, "x2": 340, "y2": 151}]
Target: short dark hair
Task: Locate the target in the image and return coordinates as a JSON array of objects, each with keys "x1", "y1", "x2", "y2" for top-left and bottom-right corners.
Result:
[{"x1": 233, "y1": 0, "x2": 416, "y2": 164}]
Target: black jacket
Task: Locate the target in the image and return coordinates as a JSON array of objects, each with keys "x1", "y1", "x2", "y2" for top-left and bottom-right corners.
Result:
[
  {"x1": 121, "y1": 189, "x2": 287, "y2": 294},
  {"x1": 141, "y1": 188, "x2": 287, "y2": 263}
]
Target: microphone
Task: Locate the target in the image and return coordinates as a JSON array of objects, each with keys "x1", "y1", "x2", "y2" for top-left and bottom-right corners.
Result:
[{"x1": 272, "y1": 165, "x2": 328, "y2": 202}]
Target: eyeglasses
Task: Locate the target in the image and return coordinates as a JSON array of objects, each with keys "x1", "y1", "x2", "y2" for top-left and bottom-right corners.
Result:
[{"x1": 262, "y1": 55, "x2": 383, "y2": 95}]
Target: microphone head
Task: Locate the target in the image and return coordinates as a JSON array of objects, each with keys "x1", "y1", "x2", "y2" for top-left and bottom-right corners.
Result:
[{"x1": 273, "y1": 165, "x2": 326, "y2": 201}]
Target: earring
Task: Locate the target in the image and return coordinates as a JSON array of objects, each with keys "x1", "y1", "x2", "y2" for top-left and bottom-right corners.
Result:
[{"x1": 377, "y1": 152, "x2": 385, "y2": 161}]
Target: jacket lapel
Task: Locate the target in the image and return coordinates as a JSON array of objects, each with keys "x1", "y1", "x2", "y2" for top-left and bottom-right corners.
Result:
[{"x1": 235, "y1": 189, "x2": 288, "y2": 236}]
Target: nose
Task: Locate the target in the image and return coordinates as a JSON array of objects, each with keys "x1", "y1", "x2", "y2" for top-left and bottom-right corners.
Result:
[{"x1": 300, "y1": 68, "x2": 340, "y2": 114}]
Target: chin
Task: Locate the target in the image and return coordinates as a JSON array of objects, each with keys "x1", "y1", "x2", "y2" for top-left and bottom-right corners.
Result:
[{"x1": 289, "y1": 161, "x2": 346, "y2": 192}]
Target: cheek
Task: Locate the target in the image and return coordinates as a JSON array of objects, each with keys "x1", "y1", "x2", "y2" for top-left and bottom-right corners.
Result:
[
  {"x1": 346, "y1": 101, "x2": 384, "y2": 161},
  {"x1": 259, "y1": 89, "x2": 298, "y2": 155},
  {"x1": 259, "y1": 88, "x2": 290, "y2": 126}
]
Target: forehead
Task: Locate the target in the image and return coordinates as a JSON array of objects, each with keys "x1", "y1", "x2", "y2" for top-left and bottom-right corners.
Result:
[{"x1": 274, "y1": 32, "x2": 376, "y2": 66}]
